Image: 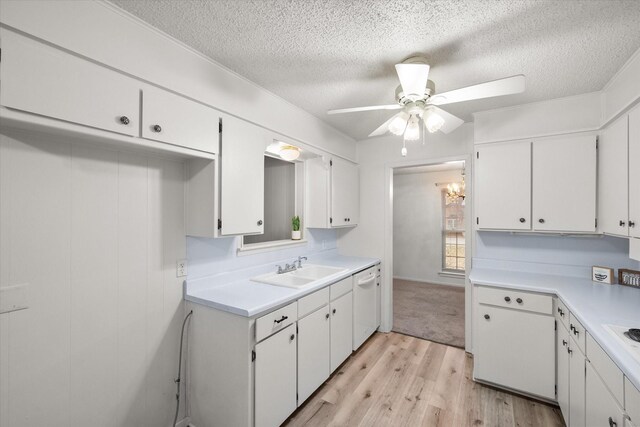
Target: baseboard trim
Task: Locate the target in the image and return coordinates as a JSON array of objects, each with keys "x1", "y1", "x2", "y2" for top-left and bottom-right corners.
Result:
[{"x1": 393, "y1": 275, "x2": 465, "y2": 288}]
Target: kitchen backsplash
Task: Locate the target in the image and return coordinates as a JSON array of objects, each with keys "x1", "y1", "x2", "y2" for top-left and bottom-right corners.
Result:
[{"x1": 187, "y1": 228, "x2": 338, "y2": 280}]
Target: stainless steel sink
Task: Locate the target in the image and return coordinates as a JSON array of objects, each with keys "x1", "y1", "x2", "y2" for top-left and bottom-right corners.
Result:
[{"x1": 252, "y1": 264, "x2": 347, "y2": 288}]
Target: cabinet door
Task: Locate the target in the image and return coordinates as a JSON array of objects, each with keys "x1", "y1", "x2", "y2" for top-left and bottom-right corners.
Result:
[
  {"x1": 533, "y1": 136, "x2": 597, "y2": 232},
  {"x1": 141, "y1": 86, "x2": 218, "y2": 154},
  {"x1": 331, "y1": 158, "x2": 359, "y2": 227},
  {"x1": 330, "y1": 291, "x2": 353, "y2": 372},
  {"x1": 0, "y1": 29, "x2": 139, "y2": 136},
  {"x1": 375, "y1": 273, "x2": 381, "y2": 329},
  {"x1": 557, "y1": 323, "x2": 570, "y2": 426},
  {"x1": 475, "y1": 142, "x2": 532, "y2": 230},
  {"x1": 297, "y1": 306, "x2": 330, "y2": 404},
  {"x1": 219, "y1": 114, "x2": 267, "y2": 235},
  {"x1": 599, "y1": 116, "x2": 629, "y2": 236},
  {"x1": 585, "y1": 362, "x2": 625, "y2": 427},
  {"x1": 474, "y1": 305, "x2": 555, "y2": 399},
  {"x1": 255, "y1": 324, "x2": 297, "y2": 427},
  {"x1": 569, "y1": 344, "x2": 586, "y2": 427},
  {"x1": 629, "y1": 105, "x2": 640, "y2": 238}
]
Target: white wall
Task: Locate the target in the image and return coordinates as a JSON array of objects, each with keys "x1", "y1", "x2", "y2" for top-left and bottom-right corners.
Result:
[
  {"x1": 393, "y1": 169, "x2": 465, "y2": 286},
  {"x1": 0, "y1": 0, "x2": 356, "y2": 161},
  {"x1": 0, "y1": 129, "x2": 186, "y2": 427}
]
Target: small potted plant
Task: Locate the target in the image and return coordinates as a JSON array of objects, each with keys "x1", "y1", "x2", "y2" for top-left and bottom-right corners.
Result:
[{"x1": 291, "y1": 215, "x2": 301, "y2": 240}]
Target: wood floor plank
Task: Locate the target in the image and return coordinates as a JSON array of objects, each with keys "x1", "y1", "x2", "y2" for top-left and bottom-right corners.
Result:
[{"x1": 283, "y1": 332, "x2": 565, "y2": 427}]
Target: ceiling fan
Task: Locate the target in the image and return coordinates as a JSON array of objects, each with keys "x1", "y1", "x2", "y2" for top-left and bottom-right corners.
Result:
[{"x1": 327, "y1": 56, "x2": 525, "y2": 155}]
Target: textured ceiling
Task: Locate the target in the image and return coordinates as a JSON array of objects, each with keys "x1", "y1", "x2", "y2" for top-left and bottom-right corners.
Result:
[{"x1": 110, "y1": 0, "x2": 640, "y2": 140}]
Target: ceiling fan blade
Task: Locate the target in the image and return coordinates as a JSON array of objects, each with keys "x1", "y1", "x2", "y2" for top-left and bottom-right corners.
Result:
[
  {"x1": 368, "y1": 113, "x2": 401, "y2": 137},
  {"x1": 428, "y1": 74, "x2": 525, "y2": 106},
  {"x1": 395, "y1": 63, "x2": 430, "y2": 97},
  {"x1": 427, "y1": 106, "x2": 465, "y2": 134},
  {"x1": 327, "y1": 104, "x2": 401, "y2": 115}
]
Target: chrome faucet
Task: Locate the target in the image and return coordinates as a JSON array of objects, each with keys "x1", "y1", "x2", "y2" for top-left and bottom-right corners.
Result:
[
  {"x1": 276, "y1": 263, "x2": 297, "y2": 274},
  {"x1": 296, "y1": 256, "x2": 308, "y2": 269}
]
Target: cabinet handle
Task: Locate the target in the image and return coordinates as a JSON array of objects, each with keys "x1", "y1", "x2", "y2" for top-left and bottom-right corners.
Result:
[
  {"x1": 630, "y1": 221, "x2": 636, "y2": 228},
  {"x1": 620, "y1": 220, "x2": 626, "y2": 227},
  {"x1": 119, "y1": 116, "x2": 130, "y2": 125},
  {"x1": 152, "y1": 124, "x2": 162, "y2": 133},
  {"x1": 333, "y1": 308, "x2": 337, "y2": 314},
  {"x1": 516, "y1": 298, "x2": 523, "y2": 304},
  {"x1": 567, "y1": 348, "x2": 572, "y2": 354},
  {"x1": 519, "y1": 218, "x2": 526, "y2": 223},
  {"x1": 344, "y1": 218, "x2": 348, "y2": 222},
  {"x1": 484, "y1": 314, "x2": 490, "y2": 320},
  {"x1": 570, "y1": 324, "x2": 575, "y2": 332},
  {"x1": 573, "y1": 329, "x2": 579, "y2": 337},
  {"x1": 504, "y1": 296, "x2": 511, "y2": 302},
  {"x1": 290, "y1": 334, "x2": 295, "y2": 341},
  {"x1": 325, "y1": 313, "x2": 330, "y2": 319},
  {"x1": 257, "y1": 220, "x2": 263, "y2": 226},
  {"x1": 274, "y1": 315, "x2": 288, "y2": 324},
  {"x1": 562, "y1": 340, "x2": 567, "y2": 346},
  {"x1": 538, "y1": 218, "x2": 545, "y2": 224},
  {"x1": 609, "y1": 417, "x2": 617, "y2": 427}
]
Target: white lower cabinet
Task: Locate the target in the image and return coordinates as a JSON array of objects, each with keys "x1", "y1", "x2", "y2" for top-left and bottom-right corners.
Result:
[
  {"x1": 557, "y1": 322, "x2": 570, "y2": 426},
  {"x1": 586, "y1": 362, "x2": 625, "y2": 427},
  {"x1": 474, "y1": 286, "x2": 555, "y2": 400},
  {"x1": 330, "y1": 291, "x2": 353, "y2": 372},
  {"x1": 568, "y1": 338, "x2": 586, "y2": 427},
  {"x1": 255, "y1": 324, "x2": 298, "y2": 427},
  {"x1": 297, "y1": 305, "x2": 330, "y2": 404}
]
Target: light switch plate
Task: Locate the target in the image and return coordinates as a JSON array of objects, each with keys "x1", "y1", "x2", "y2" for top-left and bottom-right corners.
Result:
[
  {"x1": 0, "y1": 283, "x2": 29, "y2": 314},
  {"x1": 176, "y1": 259, "x2": 187, "y2": 277}
]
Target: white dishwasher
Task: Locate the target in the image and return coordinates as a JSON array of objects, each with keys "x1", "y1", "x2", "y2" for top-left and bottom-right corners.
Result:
[{"x1": 353, "y1": 264, "x2": 380, "y2": 350}]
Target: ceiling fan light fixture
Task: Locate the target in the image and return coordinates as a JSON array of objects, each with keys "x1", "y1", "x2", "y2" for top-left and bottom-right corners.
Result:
[
  {"x1": 279, "y1": 145, "x2": 300, "y2": 161},
  {"x1": 424, "y1": 111, "x2": 445, "y2": 133},
  {"x1": 388, "y1": 112, "x2": 409, "y2": 135},
  {"x1": 404, "y1": 116, "x2": 421, "y2": 141}
]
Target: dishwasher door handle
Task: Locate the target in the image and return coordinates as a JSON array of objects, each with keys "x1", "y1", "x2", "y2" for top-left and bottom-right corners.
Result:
[{"x1": 357, "y1": 275, "x2": 376, "y2": 286}]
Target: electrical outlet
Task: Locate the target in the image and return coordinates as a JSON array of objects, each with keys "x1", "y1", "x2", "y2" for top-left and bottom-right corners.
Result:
[{"x1": 176, "y1": 259, "x2": 187, "y2": 277}]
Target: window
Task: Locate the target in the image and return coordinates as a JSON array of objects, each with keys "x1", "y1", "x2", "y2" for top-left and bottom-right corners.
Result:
[
  {"x1": 243, "y1": 155, "x2": 302, "y2": 247},
  {"x1": 442, "y1": 187, "x2": 465, "y2": 272}
]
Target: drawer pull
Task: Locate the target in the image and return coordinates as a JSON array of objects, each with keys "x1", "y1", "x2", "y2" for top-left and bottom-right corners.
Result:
[
  {"x1": 484, "y1": 314, "x2": 490, "y2": 320},
  {"x1": 567, "y1": 348, "x2": 573, "y2": 355},
  {"x1": 570, "y1": 324, "x2": 575, "y2": 332},
  {"x1": 516, "y1": 298, "x2": 523, "y2": 304},
  {"x1": 333, "y1": 308, "x2": 337, "y2": 314},
  {"x1": 519, "y1": 217, "x2": 526, "y2": 223},
  {"x1": 274, "y1": 315, "x2": 288, "y2": 324},
  {"x1": 562, "y1": 340, "x2": 567, "y2": 346},
  {"x1": 504, "y1": 296, "x2": 511, "y2": 302},
  {"x1": 573, "y1": 329, "x2": 579, "y2": 337},
  {"x1": 290, "y1": 334, "x2": 295, "y2": 341},
  {"x1": 609, "y1": 417, "x2": 617, "y2": 427},
  {"x1": 325, "y1": 313, "x2": 330, "y2": 319},
  {"x1": 119, "y1": 115, "x2": 130, "y2": 125},
  {"x1": 153, "y1": 124, "x2": 162, "y2": 133}
]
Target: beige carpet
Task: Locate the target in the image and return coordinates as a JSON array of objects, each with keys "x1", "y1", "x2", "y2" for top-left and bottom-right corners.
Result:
[{"x1": 392, "y1": 278, "x2": 465, "y2": 348}]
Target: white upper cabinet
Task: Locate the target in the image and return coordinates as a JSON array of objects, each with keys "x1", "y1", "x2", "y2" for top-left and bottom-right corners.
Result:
[
  {"x1": 219, "y1": 114, "x2": 268, "y2": 236},
  {"x1": 141, "y1": 86, "x2": 219, "y2": 154},
  {"x1": 599, "y1": 116, "x2": 630, "y2": 237},
  {"x1": 629, "y1": 105, "x2": 640, "y2": 238},
  {"x1": 475, "y1": 142, "x2": 532, "y2": 230},
  {"x1": 532, "y1": 135, "x2": 597, "y2": 232},
  {"x1": 306, "y1": 156, "x2": 359, "y2": 228},
  {"x1": 0, "y1": 29, "x2": 139, "y2": 136}
]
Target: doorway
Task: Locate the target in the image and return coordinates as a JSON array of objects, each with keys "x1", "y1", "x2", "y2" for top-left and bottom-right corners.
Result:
[{"x1": 391, "y1": 161, "x2": 467, "y2": 348}]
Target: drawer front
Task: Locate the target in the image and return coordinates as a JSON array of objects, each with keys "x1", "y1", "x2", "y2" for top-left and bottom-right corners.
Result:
[
  {"x1": 298, "y1": 287, "x2": 330, "y2": 318},
  {"x1": 476, "y1": 286, "x2": 552, "y2": 314},
  {"x1": 555, "y1": 298, "x2": 570, "y2": 330},
  {"x1": 569, "y1": 313, "x2": 586, "y2": 354},
  {"x1": 330, "y1": 277, "x2": 353, "y2": 301},
  {"x1": 626, "y1": 377, "x2": 640, "y2": 425},
  {"x1": 586, "y1": 333, "x2": 624, "y2": 406},
  {"x1": 256, "y1": 302, "x2": 297, "y2": 342}
]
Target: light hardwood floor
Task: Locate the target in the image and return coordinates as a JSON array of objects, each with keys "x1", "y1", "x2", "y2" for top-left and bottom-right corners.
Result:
[{"x1": 283, "y1": 332, "x2": 564, "y2": 427}]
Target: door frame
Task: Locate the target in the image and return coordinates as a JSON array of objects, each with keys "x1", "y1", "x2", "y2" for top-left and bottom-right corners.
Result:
[{"x1": 382, "y1": 154, "x2": 474, "y2": 352}]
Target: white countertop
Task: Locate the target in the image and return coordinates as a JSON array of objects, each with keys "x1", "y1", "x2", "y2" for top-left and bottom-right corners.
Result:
[
  {"x1": 185, "y1": 253, "x2": 379, "y2": 318},
  {"x1": 470, "y1": 267, "x2": 640, "y2": 391}
]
